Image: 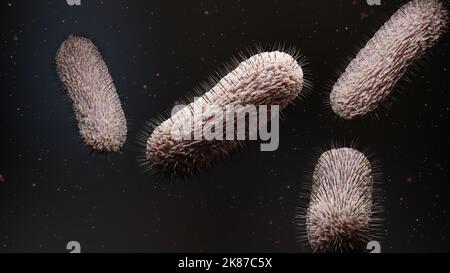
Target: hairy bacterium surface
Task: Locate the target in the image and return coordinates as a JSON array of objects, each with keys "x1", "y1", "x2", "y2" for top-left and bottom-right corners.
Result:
[
  {"x1": 331, "y1": 0, "x2": 448, "y2": 120},
  {"x1": 306, "y1": 148, "x2": 374, "y2": 253},
  {"x1": 56, "y1": 35, "x2": 127, "y2": 152},
  {"x1": 143, "y1": 51, "x2": 304, "y2": 176}
]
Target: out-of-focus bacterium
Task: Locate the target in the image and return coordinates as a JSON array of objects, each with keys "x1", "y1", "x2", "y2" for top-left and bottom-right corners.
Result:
[
  {"x1": 306, "y1": 148, "x2": 376, "y2": 253},
  {"x1": 56, "y1": 35, "x2": 127, "y2": 152},
  {"x1": 142, "y1": 50, "x2": 305, "y2": 176},
  {"x1": 331, "y1": 0, "x2": 448, "y2": 120}
]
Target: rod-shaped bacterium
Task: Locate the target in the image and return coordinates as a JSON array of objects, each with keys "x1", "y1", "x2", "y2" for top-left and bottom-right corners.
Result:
[
  {"x1": 306, "y1": 148, "x2": 374, "y2": 252},
  {"x1": 331, "y1": 0, "x2": 448, "y2": 119},
  {"x1": 56, "y1": 35, "x2": 127, "y2": 152},
  {"x1": 144, "y1": 51, "x2": 304, "y2": 176}
]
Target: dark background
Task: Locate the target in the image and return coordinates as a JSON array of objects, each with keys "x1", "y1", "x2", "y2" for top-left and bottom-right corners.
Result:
[{"x1": 0, "y1": 0, "x2": 449, "y2": 253}]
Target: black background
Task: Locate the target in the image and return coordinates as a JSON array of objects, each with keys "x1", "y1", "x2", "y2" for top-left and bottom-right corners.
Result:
[{"x1": 0, "y1": 0, "x2": 449, "y2": 253}]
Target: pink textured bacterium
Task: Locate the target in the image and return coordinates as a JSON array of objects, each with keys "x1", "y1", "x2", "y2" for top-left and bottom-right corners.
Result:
[
  {"x1": 305, "y1": 148, "x2": 379, "y2": 253},
  {"x1": 330, "y1": 0, "x2": 448, "y2": 120},
  {"x1": 142, "y1": 50, "x2": 306, "y2": 176},
  {"x1": 56, "y1": 35, "x2": 127, "y2": 152}
]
